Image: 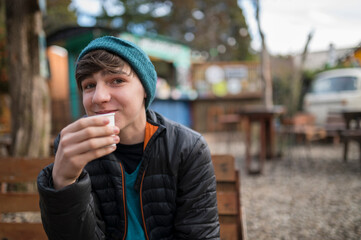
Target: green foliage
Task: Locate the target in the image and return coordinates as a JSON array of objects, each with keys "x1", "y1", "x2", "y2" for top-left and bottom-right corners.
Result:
[
  {"x1": 43, "y1": 0, "x2": 78, "y2": 35},
  {"x1": 273, "y1": 75, "x2": 291, "y2": 105},
  {"x1": 68, "y1": 0, "x2": 253, "y2": 61}
]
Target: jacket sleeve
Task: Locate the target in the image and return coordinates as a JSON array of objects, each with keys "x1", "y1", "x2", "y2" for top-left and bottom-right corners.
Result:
[
  {"x1": 174, "y1": 135, "x2": 220, "y2": 239},
  {"x1": 37, "y1": 164, "x2": 106, "y2": 240}
]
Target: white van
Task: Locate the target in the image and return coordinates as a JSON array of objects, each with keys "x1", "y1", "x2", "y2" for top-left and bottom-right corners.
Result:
[{"x1": 303, "y1": 68, "x2": 361, "y2": 125}]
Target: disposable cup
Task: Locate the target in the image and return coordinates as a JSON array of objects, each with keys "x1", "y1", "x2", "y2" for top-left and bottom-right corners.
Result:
[
  {"x1": 99, "y1": 112, "x2": 115, "y2": 127},
  {"x1": 89, "y1": 112, "x2": 116, "y2": 146}
]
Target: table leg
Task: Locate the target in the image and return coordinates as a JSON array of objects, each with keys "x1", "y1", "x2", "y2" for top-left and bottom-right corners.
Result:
[
  {"x1": 343, "y1": 118, "x2": 350, "y2": 163},
  {"x1": 260, "y1": 119, "x2": 266, "y2": 173},
  {"x1": 343, "y1": 140, "x2": 348, "y2": 162},
  {"x1": 244, "y1": 117, "x2": 251, "y2": 173},
  {"x1": 265, "y1": 117, "x2": 275, "y2": 159},
  {"x1": 359, "y1": 142, "x2": 361, "y2": 169}
]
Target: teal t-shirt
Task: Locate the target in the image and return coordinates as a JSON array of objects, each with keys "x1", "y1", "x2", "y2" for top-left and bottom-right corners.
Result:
[{"x1": 125, "y1": 163, "x2": 146, "y2": 240}]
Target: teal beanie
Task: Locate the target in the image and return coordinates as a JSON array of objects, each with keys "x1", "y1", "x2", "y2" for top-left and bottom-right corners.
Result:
[{"x1": 77, "y1": 36, "x2": 157, "y2": 110}]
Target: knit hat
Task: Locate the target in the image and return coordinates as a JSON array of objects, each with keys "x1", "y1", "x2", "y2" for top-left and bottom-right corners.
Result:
[{"x1": 77, "y1": 36, "x2": 157, "y2": 110}]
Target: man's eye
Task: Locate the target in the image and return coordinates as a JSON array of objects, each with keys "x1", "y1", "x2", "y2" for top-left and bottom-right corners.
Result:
[
  {"x1": 83, "y1": 83, "x2": 96, "y2": 89},
  {"x1": 112, "y1": 78, "x2": 124, "y2": 84}
]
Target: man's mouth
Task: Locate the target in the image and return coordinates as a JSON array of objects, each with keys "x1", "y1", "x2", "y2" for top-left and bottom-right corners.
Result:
[{"x1": 95, "y1": 110, "x2": 117, "y2": 115}]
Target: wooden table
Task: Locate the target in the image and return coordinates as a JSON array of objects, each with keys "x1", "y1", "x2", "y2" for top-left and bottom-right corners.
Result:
[{"x1": 238, "y1": 105, "x2": 285, "y2": 174}]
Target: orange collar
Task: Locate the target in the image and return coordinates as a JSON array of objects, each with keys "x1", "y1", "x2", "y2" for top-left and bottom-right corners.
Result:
[{"x1": 143, "y1": 122, "x2": 158, "y2": 151}]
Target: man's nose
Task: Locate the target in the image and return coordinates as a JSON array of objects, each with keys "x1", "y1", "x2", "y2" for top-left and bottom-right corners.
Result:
[{"x1": 92, "y1": 85, "x2": 111, "y2": 104}]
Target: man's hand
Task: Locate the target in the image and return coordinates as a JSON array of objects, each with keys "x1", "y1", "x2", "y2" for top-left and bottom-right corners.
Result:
[{"x1": 52, "y1": 116, "x2": 119, "y2": 189}]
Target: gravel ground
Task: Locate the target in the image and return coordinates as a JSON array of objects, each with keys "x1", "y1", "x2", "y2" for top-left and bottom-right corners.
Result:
[{"x1": 204, "y1": 132, "x2": 361, "y2": 240}]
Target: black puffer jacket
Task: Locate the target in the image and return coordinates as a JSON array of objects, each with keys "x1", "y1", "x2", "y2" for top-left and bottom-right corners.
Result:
[{"x1": 37, "y1": 110, "x2": 220, "y2": 240}]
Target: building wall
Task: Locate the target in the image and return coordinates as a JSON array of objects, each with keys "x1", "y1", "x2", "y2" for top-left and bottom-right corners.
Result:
[
  {"x1": 47, "y1": 46, "x2": 71, "y2": 134},
  {"x1": 293, "y1": 48, "x2": 352, "y2": 71},
  {"x1": 47, "y1": 46, "x2": 69, "y2": 100}
]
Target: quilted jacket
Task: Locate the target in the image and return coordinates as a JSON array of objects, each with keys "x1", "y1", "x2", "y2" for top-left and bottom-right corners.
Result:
[{"x1": 37, "y1": 110, "x2": 220, "y2": 240}]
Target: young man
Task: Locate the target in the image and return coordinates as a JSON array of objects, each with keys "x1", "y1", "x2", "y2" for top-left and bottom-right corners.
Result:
[{"x1": 37, "y1": 36, "x2": 220, "y2": 240}]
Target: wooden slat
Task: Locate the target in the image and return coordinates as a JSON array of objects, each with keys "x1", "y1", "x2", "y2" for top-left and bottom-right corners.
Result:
[
  {"x1": 0, "y1": 158, "x2": 50, "y2": 239},
  {"x1": 216, "y1": 182, "x2": 237, "y2": 192},
  {"x1": 212, "y1": 154, "x2": 236, "y2": 182},
  {"x1": 220, "y1": 223, "x2": 239, "y2": 240},
  {"x1": 0, "y1": 193, "x2": 40, "y2": 212},
  {"x1": 0, "y1": 157, "x2": 53, "y2": 182},
  {"x1": 0, "y1": 222, "x2": 47, "y2": 240},
  {"x1": 217, "y1": 191, "x2": 238, "y2": 215}
]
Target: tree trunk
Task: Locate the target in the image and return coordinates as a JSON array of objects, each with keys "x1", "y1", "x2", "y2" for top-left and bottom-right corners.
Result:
[
  {"x1": 255, "y1": 0, "x2": 273, "y2": 109},
  {"x1": 292, "y1": 31, "x2": 313, "y2": 114},
  {"x1": 5, "y1": 0, "x2": 51, "y2": 157},
  {"x1": 261, "y1": 43, "x2": 273, "y2": 109}
]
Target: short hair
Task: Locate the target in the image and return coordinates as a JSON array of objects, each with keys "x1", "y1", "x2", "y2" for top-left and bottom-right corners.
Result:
[{"x1": 75, "y1": 50, "x2": 133, "y2": 91}]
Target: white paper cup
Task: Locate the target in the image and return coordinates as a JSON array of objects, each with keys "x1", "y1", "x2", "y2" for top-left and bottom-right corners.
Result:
[
  {"x1": 99, "y1": 112, "x2": 115, "y2": 127},
  {"x1": 89, "y1": 112, "x2": 116, "y2": 146}
]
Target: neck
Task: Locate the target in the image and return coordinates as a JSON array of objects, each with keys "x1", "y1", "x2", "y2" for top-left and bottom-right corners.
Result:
[{"x1": 118, "y1": 111, "x2": 147, "y2": 145}]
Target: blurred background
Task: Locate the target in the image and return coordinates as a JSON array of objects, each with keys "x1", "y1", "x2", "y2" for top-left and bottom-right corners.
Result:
[
  {"x1": 0, "y1": 0, "x2": 360, "y2": 142},
  {"x1": 0, "y1": 0, "x2": 361, "y2": 239}
]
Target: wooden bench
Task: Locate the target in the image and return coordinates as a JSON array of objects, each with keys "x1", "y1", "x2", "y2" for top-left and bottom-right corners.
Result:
[
  {"x1": 212, "y1": 154, "x2": 247, "y2": 240},
  {"x1": 0, "y1": 157, "x2": 53, "y2": 240},
  {"x1": 1, "y1": 155, "x2": 245, "y2": 239}
]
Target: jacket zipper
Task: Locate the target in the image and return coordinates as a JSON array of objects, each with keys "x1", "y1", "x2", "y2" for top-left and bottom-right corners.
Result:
[
  {"x1": 139, "y1": 120, "x2": 159, "y2": 240},
  {"x1": 119, "y1": 163, "x2": 127, "y2": 240},
  {"x1": 140, "y1": 170, "x2": 150, "y2": 240}
]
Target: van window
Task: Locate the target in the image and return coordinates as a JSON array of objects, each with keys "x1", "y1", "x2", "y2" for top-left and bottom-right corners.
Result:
[{"x1": 311, "y1": 76, "x2": 357, "y2": 94}]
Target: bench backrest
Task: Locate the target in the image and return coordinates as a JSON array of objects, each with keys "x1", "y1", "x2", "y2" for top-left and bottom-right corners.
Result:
[
  {"x1": 0, "y1": 157, "x2": 53, "y2": 240},
  {"x1": 212, "y1": 154, "x2": 246, "y2": 240},
  {"x1": 0, "y1": 155, "x2": 246, "y2": 240}
]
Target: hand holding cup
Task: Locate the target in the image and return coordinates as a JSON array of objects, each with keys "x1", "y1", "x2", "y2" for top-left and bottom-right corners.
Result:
[{"x1": 52, "y1": 113, "x2": 119, "y2": 189}]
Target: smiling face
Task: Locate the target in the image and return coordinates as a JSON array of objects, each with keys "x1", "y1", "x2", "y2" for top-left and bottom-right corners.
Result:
[{"x1": 76, "y1": 50, "x2": 147, "y2": 143}]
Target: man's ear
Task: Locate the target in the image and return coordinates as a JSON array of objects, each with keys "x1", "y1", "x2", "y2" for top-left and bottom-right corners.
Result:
[{"x1": 144, "y1": 92, "x2": 147, "y2": 98}]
